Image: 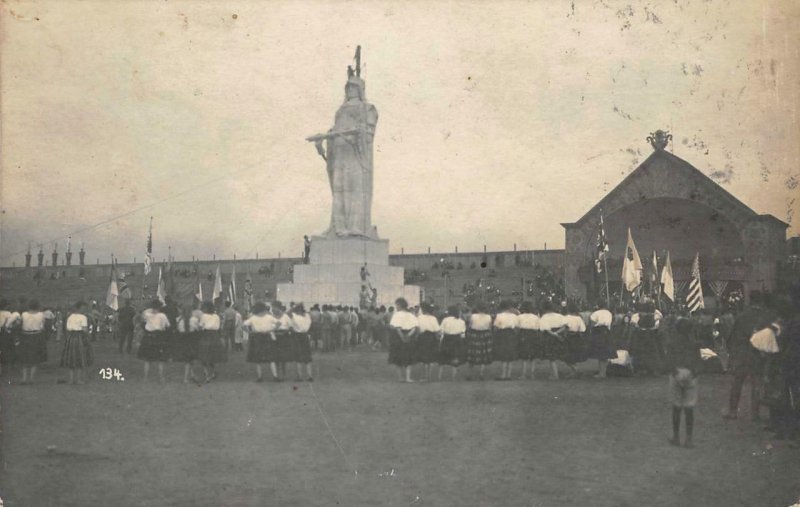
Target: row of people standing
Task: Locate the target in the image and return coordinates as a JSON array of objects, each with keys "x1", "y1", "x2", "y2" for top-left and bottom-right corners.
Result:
[{"x1": 385, "y1": 298, "x2": 621, "y2": 382}]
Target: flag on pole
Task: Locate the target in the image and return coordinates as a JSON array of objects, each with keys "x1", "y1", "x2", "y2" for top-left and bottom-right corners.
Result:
[
  {"x1": 228, "y1": 264, "x2": 237, "y2": 305},
  {"x1": 106, "y1": 267, "x2": 119, "y2": 311},
  {"x1": 622, "y1": 228, "x2": 643, "y2": 292},
  {"x1": 661, "y1": 251, "x2": 675, "y2": 301},
  {"x1": 196, "y1": 282, "x2": 204, "y2": 302},
  {"x1": 144, "y1": 217, "x2": 153, "y2": 276},
  {"x1": 156, "y1": 267, "x2": 167, "y2": 304},
  {"x1": 594, "y1": 213, "x2": 609, "y2": 273},
  {"x1": 213, "y1": 265, "x2": 223, "y2": 301},
  {"x1": 686, "y1": 253, "x2": 705, "y2": 313}
]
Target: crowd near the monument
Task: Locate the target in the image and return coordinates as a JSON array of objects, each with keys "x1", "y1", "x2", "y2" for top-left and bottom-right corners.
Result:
[{"x1": 0, "y1": 285, "x2": 798, "y2": 448}]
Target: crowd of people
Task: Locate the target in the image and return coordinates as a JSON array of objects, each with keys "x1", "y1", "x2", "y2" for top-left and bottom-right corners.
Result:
[{"x1": 0, "y1": 286, "x2": 797, "y2": 446}]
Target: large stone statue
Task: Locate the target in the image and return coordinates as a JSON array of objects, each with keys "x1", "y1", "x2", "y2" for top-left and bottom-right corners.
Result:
[{"x1": 307, "y1": 46, "x2": 378, "y2": 238}]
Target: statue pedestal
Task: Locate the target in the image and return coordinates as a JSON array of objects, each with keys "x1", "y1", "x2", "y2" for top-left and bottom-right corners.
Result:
[{"x1": 277, "y1": 236, "x2": 419, "y2": 307}]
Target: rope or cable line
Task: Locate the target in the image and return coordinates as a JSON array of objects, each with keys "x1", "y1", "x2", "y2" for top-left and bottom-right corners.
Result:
[{"x1": 0, "y1": 146, "x2": 297, "y2": 262}]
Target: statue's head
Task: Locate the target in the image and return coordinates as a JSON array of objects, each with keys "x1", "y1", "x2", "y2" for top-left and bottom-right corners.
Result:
[{"x1": 345, "y1": 75, "x2": 365, "y2": 101}]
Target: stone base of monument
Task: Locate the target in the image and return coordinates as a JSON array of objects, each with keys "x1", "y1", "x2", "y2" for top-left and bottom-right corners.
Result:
[{"x1": 277, "y1": 236, "x2": 420, "y2": 308}]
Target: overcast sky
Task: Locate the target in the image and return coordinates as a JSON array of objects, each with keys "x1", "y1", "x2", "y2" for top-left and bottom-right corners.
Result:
[{"x1": 1, "y1": 0, "x2": 798, "y2": 266}]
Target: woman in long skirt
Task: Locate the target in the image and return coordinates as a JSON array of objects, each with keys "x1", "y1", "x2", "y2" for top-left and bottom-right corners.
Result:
[
  {"x1": 0, "y1": 299, "x2": 18, "y2": 374},
  {"x1": 244, "y1": 302, "x2": 279, "y2": 382},
  {"x1": 17, "y1": 300, "x2": 48, "y2": 384},
  {"x1": 174, "y1": 305, "x2": 201, "y2": 384},
  {"x1": 60, "y1": 301, "x2": 94, "y2": 384},
  {"x1": 273, "y1": 302, "x2": 293, "y2": 381},
  {"x1": 517, "y1": 302, "x2": 541, "y2": 380},
  {"x1": 563, "y1": 303, "x2": 587, "y2": 375},
  {"x1": 388, "y1": 298, "x2": 419, "y2": 382},
  {"x1": 138, "y1": 299, "x2": 171, "y2": 382},
  {"x1": 438, "y1": 306, "x2": 466, "y2": 381},
  {"x1": 588, "y1": 305, "x2": 616, "y2": 378},
  {"x1": 289, "y1": 304, "x2": 314, "y2": 382},
  {"x1": 196, "y1": 301, "x2": 226, "y2": 382},
  {"x1": 416, "y1": 303, "x2": 441, "y2": 382},
  {"x1": 493, "y1": 301, "x2": 519, "y2": 381},
  {"x1": 539, "y1": 301, "x2": 570, "y2": 380},
  {"x1": 466, "y1": 303, "x2": 493, "y2": 380}
]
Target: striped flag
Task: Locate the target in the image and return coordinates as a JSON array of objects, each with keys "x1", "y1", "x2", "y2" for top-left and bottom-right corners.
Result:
[
  {"x1": 594, "y1": 213, "x2": 609, "y2": 273},
  {"x1": 686, "y1": 253, "x2": 705, "y2": 313},
  {"x1": 144, "y1": 217, "x2": 153, "y2": 276},
  {"x1": 228, "y1": 264, "x2": 237, "y2": 305},
  {"x1": 661, "y1": 251, "x2": 675, "y2": 302}
]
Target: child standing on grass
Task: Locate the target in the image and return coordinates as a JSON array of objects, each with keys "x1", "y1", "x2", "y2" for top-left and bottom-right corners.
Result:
[
  {"x1": 388, "y1": 298, "x2": 418, "y2": 383},
  {"x1": 415, "y1": 303, "x2": 441, "y2": 382},
  {"x1": 667, "y1": 317, "x2": 702, "y2": 448}
]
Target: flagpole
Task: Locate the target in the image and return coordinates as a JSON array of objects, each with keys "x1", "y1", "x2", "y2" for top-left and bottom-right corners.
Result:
[{"x1": 603, "y1": 255, "x2": 610, "y2": 309}]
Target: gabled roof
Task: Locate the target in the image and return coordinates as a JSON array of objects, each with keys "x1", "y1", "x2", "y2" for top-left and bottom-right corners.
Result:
[{"x1": 562, "y1": 148, "x2": 789, "y2": 229}]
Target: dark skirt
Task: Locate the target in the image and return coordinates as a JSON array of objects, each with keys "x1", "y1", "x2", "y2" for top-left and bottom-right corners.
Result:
[
  {"x1": 172, "y1": 331, "x2": 199, "y2": 363},
  {"x1": 493, "y1": 328, "x2": 518, "y2": 362},
  {"x1": 197, "y1": 330, "x2": 227, "y2": 364},
  {"x1": 517, "y1": 329, "x2": 544, "y2": 360},
  {"x1": 439, "y1": 334, "x2": 465, "y2": 366},
  {"x1": 247, "y1": 332, "x2": 278, "y2": 363},
  {"x1": 466, "y1": 330, "x2": 493, "y2": 365},
  {"x1": 0, "y1": 330, "x2": 17, "y2": 365},
  {"x1": 137, "y1": 331, "x2": 170, "y2": 362},
  {"x1": 587, "y1": 326, "x2": 616, "y2": 360},
  {"x1": 60, "y1": 331, "x2": 94, "y2": 369},
  {"x1": 630, "y1": 329, "x2": 663, "y2": 373},
  {"x1": 276, "y1": 332, "x2": 293, "y2": 363},
  {"x1": 388, "y1": 331, "x2": 416, "y2": 367},
  {"x1": 543, "y1": 331, "x2": 568, "y2": 361},
  {"x1": 16, "y1": 331, "x2": 47, "y2": 365},
  {"x1": 564, "y1": 331, "x2": 587, "y2": 365},
  {"x1": 291, "y1": 331, "x2": 312, "y2": 364},
  {"x1": 416, "y1": 331, "x2": 440, "y2": 364}
]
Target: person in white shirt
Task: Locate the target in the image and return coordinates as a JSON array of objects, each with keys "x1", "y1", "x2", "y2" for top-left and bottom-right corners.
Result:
[
  {"x1": 17, "y1": 300, "x2": 47, "y2": 384},
  {"x1": 416, "y1": 303, "x2": 441, "y2": 382},
  {"x1": 273, "y1": 302, "x2": 293, "y2": 381},
  {"x1": 438, "y1": 306, "x2": 467, "y2": 381},
  {"x1": 174, "y1": 304, "x2": 202, "y2": 384},
  {"x1": 516, "y1": 301, "x2": 541, "y2": 380},
  {"x1": 288, "y1": 303, "x2": 314, "y2": 382},
  {"x1": 137, "y1": 300, "x2": 171, "y2": 382},
  {"x1": 466, "y1": 303, "x2": 493, "y2": 380},
  {"x1": 563, "y1": 303, "x2": 588, "y2": 374},
  {"x1": 60, "y1": 301, "x2": 93, "y2": 385},
  {"x1": 493, "y1": 300, "x2": 520, "y2": 381},
  {"x1": 588, "y1": 305, "x2": 616, "y2": 378},
  {"x1": 0, "y1": 299, "x2": 14, "y2": 375},
  {"x1": 243, "y1": 302, "x2": 279, "y2": 382},
  {"x1": 539, "y1": 301, "x2": 570, "y2": 380},
  {"x1": 389, "y1": 297, "x2": 419, "y2": 383},
  {"x1": 196, "y1": 301, "x2": 226, "y2": 383}
]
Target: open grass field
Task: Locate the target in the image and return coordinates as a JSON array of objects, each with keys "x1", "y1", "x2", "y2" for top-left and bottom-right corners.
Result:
[{"x1": 0, "y1": 339, "x2": 798, "y2": 507}]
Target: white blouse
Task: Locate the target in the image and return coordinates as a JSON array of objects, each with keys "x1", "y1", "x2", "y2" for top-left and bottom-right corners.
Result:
[
  {"x1": 275, "y1": 313, "x2": 292, "y2": 332},
  {"x1": 440, "y1": 316, "x2": 466, "y2": 335},
  {"x1": 290, "y1": 313, "x2": 312, "y2": 333},
  {"x1": 390, "y1": 310, "x2": 419, "y2": 331},
  {"x1": 417, "y1": 314, "x2": 441, "y2": 333},
  {"x1": 517, "y1": 313, "x2": 540, "y2": 330},
  {"x1": 243, "y1": 314, "x2": 279, "y2": 333},
  {"x1": 564, "y1": 314, "x2": 587, "y2": 333},
  {"x1": 143, "y1": 309, "x2": 170, "y2": 332},
  {"x1": 66, "y1": 313, "x2": 89, "y2": 331},
  {"x1": 494, "y1": 312, "x2": 519, "y2": 330},
  {"x1": 539, "y1": 313, "x2": 566, "y2": 332},
  {"x1": 198, "y1": 313, "x2": 221, "y2": 331},
  {"x1": 469, "y1": 313, "x2": 492, "y2": 331},
  {"x1": 21, "y1": 311, "x2": 46, "y2": 332},
  {"x1": 590, "y1": 309, "x2": 613, "y2": 329}
]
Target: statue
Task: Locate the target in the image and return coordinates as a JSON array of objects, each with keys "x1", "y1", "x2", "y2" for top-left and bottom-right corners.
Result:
[{"x1": 307, "y1": 46, "x2": 379, "y2": 238}]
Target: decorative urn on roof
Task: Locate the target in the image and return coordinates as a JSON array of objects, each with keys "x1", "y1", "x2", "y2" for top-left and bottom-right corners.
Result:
[{"x1": 647, "y1": 129, "x2": 672, "y2": 151}]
